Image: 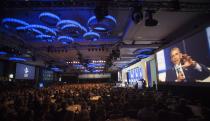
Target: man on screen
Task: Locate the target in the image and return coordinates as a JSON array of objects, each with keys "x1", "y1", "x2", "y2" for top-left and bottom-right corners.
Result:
[{"x1": 166, "y1": 47, "x2": 210, "y2": 82}]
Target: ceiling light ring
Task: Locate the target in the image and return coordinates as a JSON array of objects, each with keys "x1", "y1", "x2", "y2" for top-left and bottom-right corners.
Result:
[
  {"x1": 60, "y1": 24, "x2": 83, "y2": 35},
  {"x1": 134, "y1": 48, "x2": 154, "y2": 55},
  {"x1": 35, "y1": 34, "x2": 55, "y2": 42},
  {"x1": 58, "y1": 20, "x2": 87, "y2": 35},
  {"x1": 57, "y1": 20, "x2": 82, "y2": 28},
  {"x1": 16, "y1": 26, "x2": 44, "y2": 35},
  {"x1": 9, "y1": 57, "x2": 26, "y2": 61},
  {"x1": 135, "y1": 54, "x2": 150, "y2": 59},
  {"x1": 39, "y1": 12, "x2": 61, "y2": 26},
  {"x1": 2, "y1": 18, "x2": 29, "y2": 28},
  {"x1": 87, "y1": 15, "x2": 117, "y2": 32},
  {"x1": 58, "y1": 36, "x2": 74, "y2": 44},
  {"x1": 23, "y1": 24, "x2": 57, "y2": 36},
  {"x1": 36, "y1": 34, "x2": 53, "y2": 39},
  {"x1": 83, "y1": 31, "x2": 100, "y2": 41}
]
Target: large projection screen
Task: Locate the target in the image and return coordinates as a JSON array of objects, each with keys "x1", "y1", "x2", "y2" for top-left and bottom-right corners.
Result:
[
  {"x1": 156, "y1": 29, "x2": 210, "y2": 83},
  {"x1": 15, "y1": 63, "x2": 35, "y2": 80}
]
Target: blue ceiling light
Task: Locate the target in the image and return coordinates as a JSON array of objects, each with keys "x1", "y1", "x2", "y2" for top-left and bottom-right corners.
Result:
[
  {"x1": 93, "y1": 70, "x2": 103, "y2": 73},
  {"x1": 58, "y1": 20, "x2": 87, "y2": 35},
  {"x1": 83, "y1": 31, "x2": 100, "y2": 41},
  {"x1": 16, "y1": 26, "x2": 44, "y2": 35},
  {"x1": 87, "y1": 15, "x2": 117, "y2": 32},
  {"x1": 36, "y1": 34, "x2": 54, "y2": 42},
  {"x1": 61, "y1": 24, "x2": 80, "y2": 34},
  {"x1": 30, "y1": 28, "x2": 44, "y2": 35},
  {"x1": 134, "y1": 48, "x2": 154, "y2": 55},
  {"x1": 2, "y1": 18, "x2": 29, "y2": 28},
  {"x1": 61, "y1": 24, "x2": 78, "y2": 30},
  {"x1": 23, "y1": 24, "x2": 57, "y2": 36},
  {"x1": 84, "y1": 70, "x2": 90, "y2": 73},
  {"x1": 94, "y1": 27, "x2": 106, "y2": 31},
  {"x1": 134, "y1": 48, "x2": 154, "y2": 59},
  {"x1": 135, "y1": 54, "x2": 150, "y2": 59},
  {"x1": 106, "y1": 15, "x2": 117, "y2": 24},
  {"x1": 87, "y1": 63, "x2": 104, "y2": 68},
  {"x1": 57, "y1": 20, "x2": 81, "y2": 28},
  {"x1": 51, "y1": 67, "x2": 63, "y2": 72},
  {"x1": 36, "y1": 34, "x2": 53, "y2": 39},
  {"x1": 9, "y1": 57, "x2": 26, "y2": 61},
  {"x1": 80, "y1": 26, "x2": 88, "y2": 33},
  {"x1": 58, "y1": 36, "x2": 74, "y2": 44},
  {"x1": 0, "y1": 51, "x2": 7, "y2": 55},
  {"x1": 39, "y1": 12, "x2": 61, "y2": 26}
]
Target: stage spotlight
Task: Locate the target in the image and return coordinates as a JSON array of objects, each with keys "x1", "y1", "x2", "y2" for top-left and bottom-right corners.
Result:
[
  {"x1": 145, "y1": 10, "x2": 158, "y2": 27},
  {"x1": 94, "y1": 5, "x2": 108, "y2": 22},
  {"x1": 132, "y1": 6, "x2": 143, "y2": 24}
]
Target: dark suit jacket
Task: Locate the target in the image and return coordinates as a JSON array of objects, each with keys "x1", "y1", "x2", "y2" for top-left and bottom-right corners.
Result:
[{"x1": 165, "y1": 63, "x2": 210, "y2": 82}]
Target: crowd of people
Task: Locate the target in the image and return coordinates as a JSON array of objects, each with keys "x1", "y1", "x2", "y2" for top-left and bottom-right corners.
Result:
[{"x1": 0, "y1": 81, "x2": 210, "y2": 121}]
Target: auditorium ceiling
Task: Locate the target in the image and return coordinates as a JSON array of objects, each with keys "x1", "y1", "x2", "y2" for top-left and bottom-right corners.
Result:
[{"x1": 0, "y1": 0, "x2": 210, "y2": 73}]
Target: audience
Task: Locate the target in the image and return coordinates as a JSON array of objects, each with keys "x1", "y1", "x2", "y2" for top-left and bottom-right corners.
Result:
[{"x1": 0, "y1": 81, "x2": 209, "y2": 121}]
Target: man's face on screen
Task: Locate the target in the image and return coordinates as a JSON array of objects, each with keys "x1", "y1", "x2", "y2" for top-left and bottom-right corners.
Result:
[{"x1": 171, "y1": 48, "x2": 182, "y2": 65}]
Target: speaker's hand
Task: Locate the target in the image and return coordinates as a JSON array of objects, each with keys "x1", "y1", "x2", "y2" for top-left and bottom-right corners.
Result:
[{"x1": 181, "y1": 54, "x2": 196, "y2": 68}]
